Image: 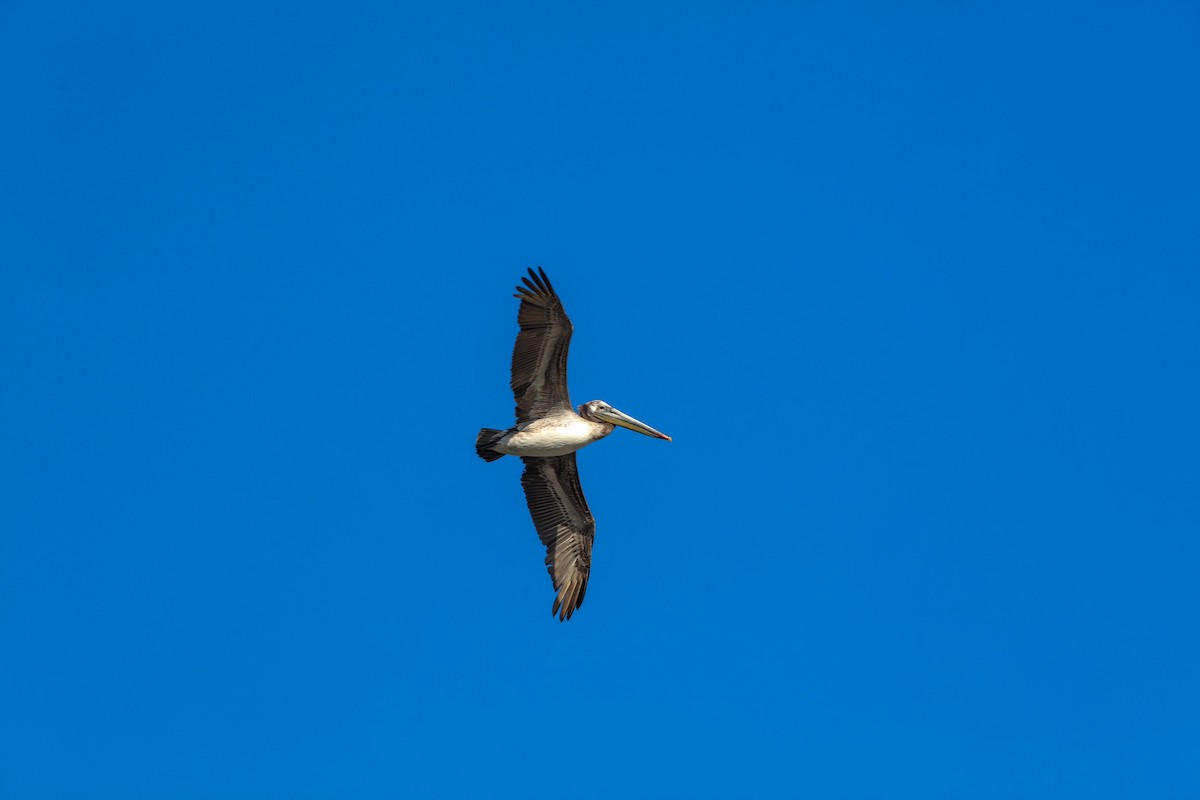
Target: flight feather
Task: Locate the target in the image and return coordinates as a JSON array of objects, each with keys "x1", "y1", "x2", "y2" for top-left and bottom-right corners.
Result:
[
  {"x1": 511, "y1": 267, "x2": 574, "y2": 425},
  {"x1": 519, "y1": 454, "x2": 594, "y2": 621}
]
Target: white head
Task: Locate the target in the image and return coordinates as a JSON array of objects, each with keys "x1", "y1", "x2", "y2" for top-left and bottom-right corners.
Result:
[{"x1": 579, "y1": 400, "x2": 671, "y2": 441}]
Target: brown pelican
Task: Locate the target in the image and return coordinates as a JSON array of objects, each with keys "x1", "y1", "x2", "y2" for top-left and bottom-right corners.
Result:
[{"x1": 476, "y1": 268, "x2": 671, "y2": 621}]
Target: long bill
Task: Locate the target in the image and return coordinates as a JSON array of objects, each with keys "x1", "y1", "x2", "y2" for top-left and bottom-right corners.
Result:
[{"x1": 595, "y1": 406, "x2": 672, "y2": 441}]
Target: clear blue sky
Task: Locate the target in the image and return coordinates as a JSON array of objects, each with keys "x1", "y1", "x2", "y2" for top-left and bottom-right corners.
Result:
[{"x1": 2, "y1": 2, "x2": 1198, "y2": 797}]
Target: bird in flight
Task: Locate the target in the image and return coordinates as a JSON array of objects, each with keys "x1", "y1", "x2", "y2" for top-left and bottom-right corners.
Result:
[{"x1": 476, "y1": 268, "x2": 671, "y2": 621}]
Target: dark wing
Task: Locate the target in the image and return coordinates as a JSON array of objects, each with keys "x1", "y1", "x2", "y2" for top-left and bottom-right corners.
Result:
[
  {"x1": 520, "y1": 454, "x2": 595, "y2": 621},
  {"x1": 511, "y1": 267, "x2": 574, "y2": 425}
]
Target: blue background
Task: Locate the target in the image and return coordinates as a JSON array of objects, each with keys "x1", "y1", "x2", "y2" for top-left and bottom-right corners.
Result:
[{"x1": 2, "y1": 2, "x2": 1198, "y2": 797}]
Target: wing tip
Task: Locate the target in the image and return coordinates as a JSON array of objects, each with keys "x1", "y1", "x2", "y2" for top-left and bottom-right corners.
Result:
[
  {"x1": 551, "y1": 578, "x2": 586, "y2": 622},
  {"x1": 515, "y1": 267, "x2": 556, "y2": 300}
]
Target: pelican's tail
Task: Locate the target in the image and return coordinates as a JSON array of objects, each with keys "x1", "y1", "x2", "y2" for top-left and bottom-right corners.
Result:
[{"x1": 475, "y1": 428, "x2": 507, "y2": 462}]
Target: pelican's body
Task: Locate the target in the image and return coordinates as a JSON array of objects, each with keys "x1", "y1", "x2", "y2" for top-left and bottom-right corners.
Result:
[
  {"x1": 491, "y1": 413, "x2": 612, "y2": 458},
  {"x1": 476, "y1": 268, "x2": 670, "y2": 621}
]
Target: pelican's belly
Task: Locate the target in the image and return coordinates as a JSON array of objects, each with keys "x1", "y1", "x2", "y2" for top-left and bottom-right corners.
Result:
[{"x1": 499, "y1": 417, "x2": 604, "y2": 457}]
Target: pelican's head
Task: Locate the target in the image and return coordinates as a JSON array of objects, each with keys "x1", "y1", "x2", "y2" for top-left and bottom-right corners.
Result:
[{"x1": 579, "y1": 400, "x2": 671, "y2": 441}]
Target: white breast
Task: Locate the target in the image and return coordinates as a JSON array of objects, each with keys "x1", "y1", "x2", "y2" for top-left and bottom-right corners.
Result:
[{"x1": 499, "y1": 417, "x2": 606, "y2": 457}]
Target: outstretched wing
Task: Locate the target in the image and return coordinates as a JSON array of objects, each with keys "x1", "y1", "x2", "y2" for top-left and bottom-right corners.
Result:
[
  {"x1": 511, "y1": 267, "x2": 574, "y2": 425},
  {"x1": 520, "y1": 454, "x2": 595, "y2": 621}
]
